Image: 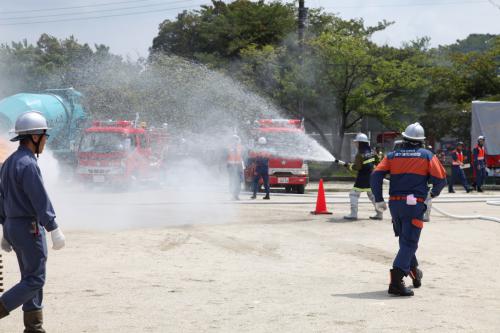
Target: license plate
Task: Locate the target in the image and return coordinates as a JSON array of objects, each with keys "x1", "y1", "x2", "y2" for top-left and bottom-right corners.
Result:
[
  {"x1": 278, "y1": 177, "x2": 289, "y2": 184},
  {"x1": 93, "y1": 175, "x2": 105, "y2": 183}
]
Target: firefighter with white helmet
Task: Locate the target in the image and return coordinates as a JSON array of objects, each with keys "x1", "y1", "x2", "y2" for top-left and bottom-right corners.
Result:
[
  {"x1": 0, "y1": 111, "x2": 65, "y2": 331},
  {"x1": 449, "y1": 141, "x2": 471, "y2": 193},
  {"x1": 371, "y1": 122, "x2": 446, "y2": 296},
  {"x1": 343, "y1": 133, "x2": 382, "y2": 221},
  {"x1": 249, "y1": 137, "x2": 270, "y2": 200},
  {"x1": 473, "y1": 135, "x2": 486, "y2": 192}
]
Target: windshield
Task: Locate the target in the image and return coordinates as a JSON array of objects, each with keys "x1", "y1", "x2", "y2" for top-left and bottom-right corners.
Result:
[
  {"x1": 79, "y1": 132, "x2": 131, "y2": 153},
  {"x1": 259, "y1": 131, "x2": 303, "y2": 149},
  {"x1": 253, "y1": 130, "x2": 332, "y2": 161}
]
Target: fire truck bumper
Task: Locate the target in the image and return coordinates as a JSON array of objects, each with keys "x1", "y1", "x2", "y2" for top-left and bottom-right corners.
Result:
[{"x1": 268, "y1": 176, "x2": 308, "y2": 186}]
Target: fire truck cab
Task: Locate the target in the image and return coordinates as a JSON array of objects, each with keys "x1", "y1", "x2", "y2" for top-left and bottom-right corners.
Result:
[
  {"x1": 76, "y1": 120, "x2": 167, "y2": 186},
  {"x1": 245, "y1": 119, "x2": 309, "y2": 194}
]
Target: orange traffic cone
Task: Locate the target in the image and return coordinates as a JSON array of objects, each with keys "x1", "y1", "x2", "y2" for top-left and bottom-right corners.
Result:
[{"x1": 311, "y1": 179, "x2": 332, "y2": 215}]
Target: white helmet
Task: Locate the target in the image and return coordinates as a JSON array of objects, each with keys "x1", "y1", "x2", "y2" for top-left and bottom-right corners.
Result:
[
  {"x1": 232, "y1": 134, "x2": 241, "y2": 143},
  {"x1": 257, "y1": 137, "x2": 267, "y2": 145},
  {"x1": 477, "y1": 135, "x2": 485, "y2": 141},
  {"x1": 353, "y1": 133, "x2": 369, "y2": 143},
  {"x1": 402, "y1": 122, "x2": 425, "y2": 142},
  {"x1": 11, "y1": 111, "x2": 50, "y2": 142}
]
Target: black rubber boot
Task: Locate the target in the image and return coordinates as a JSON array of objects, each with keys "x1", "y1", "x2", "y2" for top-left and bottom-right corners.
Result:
[
  {"x1": 250, "y1": 195, "x2": 256, "y2": 199},
  {"x1": 477, "y1": 187, "x2": 483, "y2": 193},
  {"x1": 263, "y1": 194, "x2": 270, "y2": 200},
  {"x1": 409, "y1": 266, "x2": 423, "y2": 288},
  {"x1": 0, "y1": 300, "x2": 9, "y2": 320},
  {"x1": 388, "y1": 268, "x2": 414, "y2": 296},
  {"x1": 24, "y1": 310, "x2": 46, "y2": 333}
]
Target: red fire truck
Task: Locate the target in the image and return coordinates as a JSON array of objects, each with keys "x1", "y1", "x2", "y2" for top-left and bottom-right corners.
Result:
[
  {"x1": 244, "y1": 119, "x2": 309, "y2": 194},
  {"x1": 76, "y1": 120, "x2": 168, "y2": 186}
]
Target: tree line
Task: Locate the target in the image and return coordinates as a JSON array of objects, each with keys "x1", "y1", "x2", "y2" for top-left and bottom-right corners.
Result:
[{"x1": 1, "y1": 0, "x2": 499, "y2": 154}]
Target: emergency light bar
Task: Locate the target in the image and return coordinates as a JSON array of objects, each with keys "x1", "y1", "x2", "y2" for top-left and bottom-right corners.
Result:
[
  {"x1": 92, "y1": 120, "x2": 133, "y2": 128},
  {"x1": 256, "y1": 119, "x2": 303, "y2": 128}
]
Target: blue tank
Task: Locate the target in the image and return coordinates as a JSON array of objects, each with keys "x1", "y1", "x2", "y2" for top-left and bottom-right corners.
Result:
[{"x1": 0, "y1": 88, "x2": 87, "y2": 154}]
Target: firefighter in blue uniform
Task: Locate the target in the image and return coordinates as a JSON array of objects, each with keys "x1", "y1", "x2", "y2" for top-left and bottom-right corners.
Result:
[
  {"x1": 448, "y1": 142, "x2": 471, "y2": 193},
  {"x1": 472, "y1": 136, "x2": 487, "y2": 192},
  {"x1": 371, "y1": 123, "x2": 446, "y2": 296},
  {"x1": 250, "y1": 137, "x2": 270, "y2": 200},
  {"x1": 0, "y1": 111, "x2": 66, "y2": 332}
]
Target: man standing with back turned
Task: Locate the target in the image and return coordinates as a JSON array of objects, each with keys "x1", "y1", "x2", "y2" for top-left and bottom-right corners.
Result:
[
  {"x1": 371, "y1": 122, "x2": 446, "y2": 296},
  {"x1": 0, "y1": 111, "x2": 66, "y2": 332}
]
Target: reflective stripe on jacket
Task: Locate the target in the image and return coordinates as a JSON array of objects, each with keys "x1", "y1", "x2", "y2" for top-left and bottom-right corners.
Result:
[
  {"x1": 451, "y1": 150, "x2": 464, "y2": 166},
  {"x1": 227, "y1": 144, "x2": 243, "y2": 164},
  {"x1": 370, "y1": 145, "x2": 447, "y2": 202}
]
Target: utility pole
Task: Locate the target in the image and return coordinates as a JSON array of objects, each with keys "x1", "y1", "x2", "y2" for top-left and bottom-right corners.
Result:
[
  {"x1": 298, "y1": 0, "x2": 308, "y2": 116},
  {"x1": 298, "y1": 0, "x2": 307, "y2": 51}
]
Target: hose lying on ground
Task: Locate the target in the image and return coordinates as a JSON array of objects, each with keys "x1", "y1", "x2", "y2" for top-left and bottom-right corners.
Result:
[
  {"x1": 380, "y1": 178, "x2": 500, "y2": 223},
  {"x1": 431, "y1": 205, "x2": 500, "y2": 223}
]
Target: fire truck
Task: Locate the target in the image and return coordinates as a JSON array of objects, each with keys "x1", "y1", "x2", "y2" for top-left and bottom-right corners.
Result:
[
  {"x1": 76, "y1": 120, "x2": 168, "y2": 186},
  {"x1": 244, "y1": 119, "x2": 309, "y2": 194}
]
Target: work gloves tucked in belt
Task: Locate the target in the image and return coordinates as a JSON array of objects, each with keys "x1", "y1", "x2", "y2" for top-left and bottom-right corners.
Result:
[
  {"x1": 375, "y1": 201, "x2": 387, "y2": 212},
  {"x1": 1, "y1": 237, "x2": 12, "y2": 252},
  {"x1": 50, "y1": 228, "x2": 66, "y2": 250}
]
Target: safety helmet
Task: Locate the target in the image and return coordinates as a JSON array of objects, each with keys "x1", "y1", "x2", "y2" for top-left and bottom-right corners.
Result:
[
  {"x1": 257, "y1": 137, "x2": 267, "y2": 145},
  {"x1": 232, "y1": 134, "x2": 241, "y2": 143},
  {"x1": 477, "y1": 135, "x2": 485, "y2": 141},
  {"x1": 457, "y1": 141, "x2": 464, "y2": 146},
  {"x1": 402, "y1": 122, "x2": 425, "y2": 142},
  {"x1": 10, "y1": 111, "x2": 50, "y2": 142},
  {"x1": 353, "y1": 133, "x2": 369, "y2": 143}
]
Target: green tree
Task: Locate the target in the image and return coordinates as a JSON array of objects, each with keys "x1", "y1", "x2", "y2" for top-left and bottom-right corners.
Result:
[
  {"x1": 422, "y1": 36, "x2": 500, "y2": 142},
  {"x1": 151, "y1": 0, "x2": 296, "y2": 65},
  {"x1": 238, "y1": 15, "x2": 427, "y2": 156}
]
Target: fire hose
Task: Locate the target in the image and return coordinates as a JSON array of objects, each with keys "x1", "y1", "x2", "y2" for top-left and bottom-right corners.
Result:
[
  {"x1": 334, "y1": 160, "x2": 500, "y2": 223},
  {"x1": 381, "y1": 175, "x2": 500, "y2": 223}
]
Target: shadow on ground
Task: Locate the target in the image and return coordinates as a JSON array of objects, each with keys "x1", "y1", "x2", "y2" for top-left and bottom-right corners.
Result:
[{"x1": 332, "y1": 290, "x2": 410, "y2": 300}]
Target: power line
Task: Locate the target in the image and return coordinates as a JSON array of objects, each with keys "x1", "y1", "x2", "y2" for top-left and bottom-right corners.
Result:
[
  {"x1": 488, "y1": 0, "x2": 500, "y2": 9},
  {"x1": 324, "y1": 0, "x2": 489, "y2": 9},
  {"x1": 0, "y1": 0, "x2": 193, "y2": 21},
  {"x1": 0, "y1": 0, "x2": 180, "y2": 15},
  {"x1": 0, "y1": 4, "x2": 199, "y2": 26}
]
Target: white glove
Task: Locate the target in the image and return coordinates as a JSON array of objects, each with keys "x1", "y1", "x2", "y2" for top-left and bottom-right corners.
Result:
[
  {"x1": 1, "y1": 237, "x2": 12, "y2": 252},
  {"x1": 50, "y1": 228, "x2": 66, "y2": 250},
  {"x1": 375, "y1": 201, "x2": 387, "y2": 212}
]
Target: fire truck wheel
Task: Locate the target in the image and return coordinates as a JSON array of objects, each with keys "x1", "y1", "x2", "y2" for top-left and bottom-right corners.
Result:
[
  {"x1": 296, "y1": 185, "x2": 305, "y2": 194},
  {"x1": 285, "y1": 186, "x2": 292, "y2": 193}
]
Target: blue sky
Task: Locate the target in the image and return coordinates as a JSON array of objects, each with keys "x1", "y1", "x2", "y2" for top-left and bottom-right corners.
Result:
[{"x1": 0, "y1": 0, "x2": 499, "y2": 59}]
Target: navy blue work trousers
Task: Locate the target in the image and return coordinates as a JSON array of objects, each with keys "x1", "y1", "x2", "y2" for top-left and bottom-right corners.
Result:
[
  {"x1": 449, "y1": 166, "x2": 469, "y2": 191},
  {"x1": 476, "y1": 161, "x2": 487, "y2": 188},
  {"x1": 253, "y1": 169, "x2": 270, "y2": 196},
  {"x1": 1, "y1": 219, "x2": 47, "y2": 312},
  {"x1": 389, "y1": 201, "x2": 426, "y2": 274}
]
